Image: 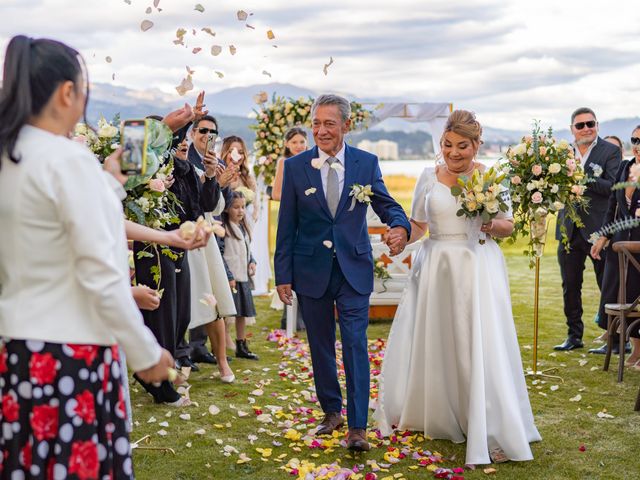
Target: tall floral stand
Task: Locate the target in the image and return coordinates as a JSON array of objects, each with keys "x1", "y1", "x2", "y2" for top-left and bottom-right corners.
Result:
[{"x1": 527, "y1": 212, "x2": 563, "y2": 381}]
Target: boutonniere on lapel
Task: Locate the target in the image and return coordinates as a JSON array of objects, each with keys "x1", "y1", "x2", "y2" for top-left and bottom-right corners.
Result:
[
  {"x1": 348, "y1": 184, "x2": 373, "y2": 211},
  {"x1": 311, "y1": 158, "x2": 323, "y2": 169},
  {"x1": 590, "y1": 164, "x2": 603, "y2": 178}
]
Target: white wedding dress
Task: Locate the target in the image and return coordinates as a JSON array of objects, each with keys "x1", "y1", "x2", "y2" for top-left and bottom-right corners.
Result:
[{"x1": 374, "y1": 167, "x2": 541, "y2": 465}]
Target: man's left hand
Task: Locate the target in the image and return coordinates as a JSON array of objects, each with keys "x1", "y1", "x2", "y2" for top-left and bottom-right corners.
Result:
[{"x1": 386, "y1": 226, "x2": 408, "y2": 256}]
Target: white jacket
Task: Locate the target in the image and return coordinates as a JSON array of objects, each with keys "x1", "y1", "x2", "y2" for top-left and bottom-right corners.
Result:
[{"x1": 0, "y1": 126, "x2": 161, "y2": 371}]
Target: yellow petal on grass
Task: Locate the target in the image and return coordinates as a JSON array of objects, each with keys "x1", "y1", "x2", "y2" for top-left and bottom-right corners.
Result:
[
  {"x1": 323, "y1": 56, "x2": 334, "y2": 75},
  {"x1": 304, "y1": 188, "x2": 317, "y2": 196},
  {"x1": 140, "y1": 20, "x2": 154, "y2": 32}
]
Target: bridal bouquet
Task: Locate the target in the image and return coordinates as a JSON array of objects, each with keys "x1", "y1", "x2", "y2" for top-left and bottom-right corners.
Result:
[
  {"x1": 501, "y1": 122, "x2": 588, "y2": 262},
  {"x1": 74, "y1": 115, "x2": 120, "y2": 162},
  {"x1": 450, "y1": 167, "x2": 510, "y2": 244}
]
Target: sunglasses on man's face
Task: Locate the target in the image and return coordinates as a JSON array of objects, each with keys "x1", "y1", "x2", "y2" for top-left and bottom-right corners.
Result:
[
  {"x1": 197, "y1": 127, "x2": 218, "y2": 135},
  {"x1": 631, "y1": 137, "x2": 640, "y2": 145},
  {"x1": 573, "y1": 120, "x2": 597, "y2": 130}
]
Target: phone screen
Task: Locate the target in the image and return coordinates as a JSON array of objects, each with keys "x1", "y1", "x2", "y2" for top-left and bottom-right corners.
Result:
[{"x1": 120, "y1": 120, "x2": 147, "y2": 175}]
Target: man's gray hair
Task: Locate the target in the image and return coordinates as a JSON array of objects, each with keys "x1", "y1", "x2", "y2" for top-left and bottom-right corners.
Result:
[{"x1": 311, "y1": 94, "x2": 351, "y2": 122}]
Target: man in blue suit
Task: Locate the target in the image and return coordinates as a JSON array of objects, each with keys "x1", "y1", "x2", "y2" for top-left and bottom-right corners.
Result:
[{"x1": 275, "y1": 94, "x2": 410, "y2": 451}]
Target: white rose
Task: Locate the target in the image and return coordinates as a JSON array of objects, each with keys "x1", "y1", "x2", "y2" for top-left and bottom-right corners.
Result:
[
  {"x1": 466, "y1": 200, "x2": 478, "y2": 211},
  {"x1": 526, "y1": 182, "x2": 536, "y2": 191},
  {"x1": 98, "y1": 124, "x2": 118, "y2": 138},
  {"x1": 475, "y1": 192, "x2": 485, "y2": 203},
  {"x1": 558, "y1": 139, "x2": 570, "y2": 150},
  {"x1": 548, "y1": 163, "x2": 561, "y2": 174},
  {"x1": 513, "y1": 143, "x2": 527, "y2": 155},
  {"x1": 550, "y1": 184, "x2": 559, "y2": 194},
  {"x1": 553, "y1": 201, "x2": 564, "y2": 210},
  {"x1": 485, "y1": 199, "x2": 500, "y2": 214}
]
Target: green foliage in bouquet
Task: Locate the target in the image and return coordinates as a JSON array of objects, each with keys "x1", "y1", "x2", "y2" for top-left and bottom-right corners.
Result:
[
  {"x1": 501, "y1": 122, "x2": 589, "y2": 263},
  {"x1": 250, "y1": 93, "x2": 372, "y2": 184},
  {"x1": 373, "y1": 258, "x2": 391, "y2": 280}
]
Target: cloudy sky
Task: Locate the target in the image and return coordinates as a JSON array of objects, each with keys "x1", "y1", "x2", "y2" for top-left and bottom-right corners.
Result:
[{"x1": 2, "y1": 0, "x2": 639, "y2": 130}]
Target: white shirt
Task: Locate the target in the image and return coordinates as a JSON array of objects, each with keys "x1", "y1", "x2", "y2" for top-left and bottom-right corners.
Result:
[
  {"x1": 574, "y1": 137, "x2": 598, "y2": 164},
  {"x1": 0, "y1": 126, "x2": 161, "y2": 371},
  {"x1": 317, "y1": 143, "x2": 346, "y2": 198}
]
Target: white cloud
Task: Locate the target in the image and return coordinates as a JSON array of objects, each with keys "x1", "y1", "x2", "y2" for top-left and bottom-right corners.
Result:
[{"x1": 1, "y1": 0, "x2": 640, "y2": 130}]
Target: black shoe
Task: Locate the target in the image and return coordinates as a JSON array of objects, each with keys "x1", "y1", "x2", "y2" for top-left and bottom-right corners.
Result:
[
  {"x1": 175, "y1": 357, "x2": 199, "y2": 372},
  {"x1": 588, "y1": 342, "x2": 631, "y2": 355},
  {"x1": 236, "y1": 339, "x2": 259, "y2": 360},
  {"x1": 553, "y1": 338, "x2": 584, "y2": 351},
  {"x1": 192, "y1": 352, "x2": 217, "y2": 365}
]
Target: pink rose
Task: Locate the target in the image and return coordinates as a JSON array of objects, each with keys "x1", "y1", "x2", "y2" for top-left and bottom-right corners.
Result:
[
  {"x1": 532, "y1": 164, "x2": 543, "y2": 176},
  {"x1": 511, "y1": 175, "x2": 522, "y2": 185},
  {"x1": 531, "y1": 192, "x2": 543, "y2": 204},
  {"x1": 566, "y1": 159, "x2": 576, "y2": 170},
  {"x1": 571, "y1": 185, "x2": 585, "y2": 195},
  {"x1": 149, "y1": 179, "x2": 166, "y2": 193}
]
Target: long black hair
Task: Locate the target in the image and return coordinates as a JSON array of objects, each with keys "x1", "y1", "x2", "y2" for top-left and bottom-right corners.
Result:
[{"x1": 0, "y1": 35, "x2": 89, "y2": 169}]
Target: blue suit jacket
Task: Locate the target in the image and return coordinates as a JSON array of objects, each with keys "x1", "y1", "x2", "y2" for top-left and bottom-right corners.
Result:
[{"x1": 274, "y1": 145, "x2": 410, "y2": 298}]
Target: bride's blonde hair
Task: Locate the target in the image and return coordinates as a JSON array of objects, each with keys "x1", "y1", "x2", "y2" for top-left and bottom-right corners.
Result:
[{"x1": 440, "y1": 110, "x2": 483, "y2": 149}]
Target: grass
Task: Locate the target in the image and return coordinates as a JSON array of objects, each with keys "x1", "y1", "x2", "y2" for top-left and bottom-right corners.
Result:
[{"x1": 131, "y1": 176, "x2": 640, "y2": 480}]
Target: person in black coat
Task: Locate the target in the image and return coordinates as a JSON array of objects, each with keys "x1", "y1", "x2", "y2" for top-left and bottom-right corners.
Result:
[
  {"x1": 590, "y1": 125, "x2": 640, "y2": 365},
  {"x1": 554, "y1": 107, "x2": 622, "y2": 351}
]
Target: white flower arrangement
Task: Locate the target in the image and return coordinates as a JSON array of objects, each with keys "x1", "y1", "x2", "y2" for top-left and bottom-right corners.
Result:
[
  {"x1": 348, "y1": 184, "x2": 373, "y2": 211},
  {"x1": 590, "y1": 164, "x2": 603, "y2": 178}
]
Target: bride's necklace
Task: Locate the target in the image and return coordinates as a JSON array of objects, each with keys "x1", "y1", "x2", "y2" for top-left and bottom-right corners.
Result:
[{"x1": 444, "y1": 161, "x2": 475, "y2": 177}]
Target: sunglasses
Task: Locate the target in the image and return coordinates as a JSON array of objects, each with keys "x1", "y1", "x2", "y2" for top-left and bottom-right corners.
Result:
[
  {"x1": 573, "y1": 120, "x2": 597, "y2": 130},
  {"x1": 631, "y1": 137, "x2": 640, "y2": 145},
  {"x1": 197, "y1": 127, "x2": 218, "y2": 135}
]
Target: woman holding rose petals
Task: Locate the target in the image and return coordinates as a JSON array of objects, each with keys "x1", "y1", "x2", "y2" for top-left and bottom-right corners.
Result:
[
  {"x1": 375, "y1": 110, "x2": 541, "y2": 465},
  {"x1": 0, "y1": 36, "x2": 172, "y2": 479}
]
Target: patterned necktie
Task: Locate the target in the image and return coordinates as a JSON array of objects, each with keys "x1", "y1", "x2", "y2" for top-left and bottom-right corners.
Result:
[{"x1": 325, "y1": 157, "x2": 339, "y2": 217}]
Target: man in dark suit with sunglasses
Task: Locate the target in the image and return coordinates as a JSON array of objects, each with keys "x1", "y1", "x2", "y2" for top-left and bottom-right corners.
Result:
[{"x1": 554, "y1": 107, "x2": 622, "y2": 351}]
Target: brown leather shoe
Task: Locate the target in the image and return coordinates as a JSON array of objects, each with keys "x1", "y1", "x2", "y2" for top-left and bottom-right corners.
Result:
[
  {"x1": 315, "y1": 412, "x2": 344, "y2": 436},
  {"x1": 346, "y1": 428, "x2": 370, "y2": 451}
]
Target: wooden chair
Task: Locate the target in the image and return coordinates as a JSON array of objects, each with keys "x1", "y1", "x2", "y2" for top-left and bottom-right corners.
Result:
[{"x1": 602, "y1": 241, "x2": 640, "y2": 384}]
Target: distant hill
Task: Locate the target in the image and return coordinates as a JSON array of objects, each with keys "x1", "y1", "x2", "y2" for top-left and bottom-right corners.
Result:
[{"x1": 87, "y1": 82, "x2": 640, "y2": 154}]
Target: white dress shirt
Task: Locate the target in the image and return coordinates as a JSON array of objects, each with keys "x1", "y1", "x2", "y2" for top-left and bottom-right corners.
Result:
[
  {"x1": 0, "y1": 126, "x2": 161, "y2": 371},
  {"x1": 317, "y1": 143, "x2": 346, "y2": 199},
  {"x1": 574, "y1": 137, "x2": 598, "y2": 164}
]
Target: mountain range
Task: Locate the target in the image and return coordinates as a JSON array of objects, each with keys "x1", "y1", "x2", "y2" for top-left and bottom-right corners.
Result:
[{"x1": 87, "y1": 82, "x2": 640, "y2": 155}]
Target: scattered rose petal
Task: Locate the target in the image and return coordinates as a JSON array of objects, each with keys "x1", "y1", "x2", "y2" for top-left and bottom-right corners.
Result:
[
  {"x1": 323, "y1": 56, "x2": 334, "y2": 75},
  {"x1": 186, "y1": 442, "x2": 192, "y2": 448},
  {"x1": 147, "y1": 416, "x2": 157, "y2": 423},
  {"x1": 186, "y1": 65, "x2": 195, "y2": 75},
  {"x1": 246, "y1": 24, "x2": 255, "y2": 29},
  {"x1": 140, "y1": 20, "x2": 154, "y2": 32},
  {"x1": 158, "y1": 421, "x2": 169, "y2": 427},
  {"x1": 214, "y1": 71, "x2": 224, "y2": 79},
  {"x1": 579, "y1": 444, "x2": 586, "y2": 452},
  {"x1": 194, "y1": 428, "x2": 206, "y2": 435},
  {"x1": 237, "y1": 10, "x2": 248, "y2": 21},
  {"x1": 597, "y1": 410, "x2": 614, "y2": 419},
  {"x1": 569, "y1": 394, "x2": 582, "y2": 402},
  {"x1": 192, "y1": 47, "x2": 202, "y2": 54},
  {"x1": 105, "y1": 56, "x2": 112, "y2": 63},
  {"x1": 179, "y1": 413, "x2": 191, "y2": 421},
  {"x1": 550, "y1": 385, "x2": 559, "y2": 391},
  {"x1": 201, "y1": 27, "x2": 216, "y2": 36},
  {"x1": 323, "y1": 241, "x2": 333, "y2": 249},
  {"x1": 579, "y1": 359, "x2": 588, "y2": 366},
  {"x1": 175, "y1": 74, "x2": 194, "y2": 96},
  {"x1": 211, "y1": 45, "x2": 222, "y2": 56},
  {"x1": 237, "y1": 410, "x2": 249, "y2": 417},
  {"x1": 262, "y1": 70, "x2": 272, "y2": 78},
  {"x1": 305, "y1": 188, "x2": 317, "y2": 196},
  {"x1": 145, "y1": 6, "x2": 152, "y2": 14},
  {"x1": 157, "y1": 429, "x2": 168, "y2": 436},
  {"x1": 194, "y1": 3, "x2": 205, "y2": 12},
  {"x1": 229, "y1": 45, "x2": 237, "y2": 55},
  {"x1": 173, "y1": 28, "x2": 187, "y2": 45},
  {"x1": 153, "y1": 0, "x2": 160, "y2": 7},
  {"x1": 208, "y1": 405, "x2": 221, "y2": 415},
  {"x1": 267, "y1": 30, "x2": 275, "y2": 40},
  {"x1": 483, "y1": 467, "x2": 497, "y2": 474},
  {"x1": 250, "y1": 388, "x2": 264, "y2": 396}
]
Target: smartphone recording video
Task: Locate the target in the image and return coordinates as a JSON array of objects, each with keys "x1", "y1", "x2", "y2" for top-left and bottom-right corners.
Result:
[{"x1": 120, "y1": 119, "x2": 148, "y2": 175}]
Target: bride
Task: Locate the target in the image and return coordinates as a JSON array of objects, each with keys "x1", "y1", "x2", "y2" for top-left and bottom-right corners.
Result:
[{"x1": 374, "y1": 110, "x2": 541, "y2": 465}]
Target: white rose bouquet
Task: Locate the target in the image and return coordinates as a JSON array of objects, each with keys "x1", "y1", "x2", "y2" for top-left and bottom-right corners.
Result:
[
  {"x1": 450, "y1": 167, "x2": 510, "y2": 244},
  {"x1": 501, "y1": 122, "x2": 589, "y2": 262},
  {"x1": 74, "y1": 115, "x2": 120, "y2": 162}
]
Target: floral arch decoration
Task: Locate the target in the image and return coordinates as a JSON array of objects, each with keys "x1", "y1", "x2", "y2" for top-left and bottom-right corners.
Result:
[{"x1": 250, "y1": 93, "x2": 373, "y2": 184}]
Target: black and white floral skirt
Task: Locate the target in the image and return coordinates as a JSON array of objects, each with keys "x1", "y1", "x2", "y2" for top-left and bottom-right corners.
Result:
[{"x1": 0, "y1": 339, "x2": 134, "y2": 480}]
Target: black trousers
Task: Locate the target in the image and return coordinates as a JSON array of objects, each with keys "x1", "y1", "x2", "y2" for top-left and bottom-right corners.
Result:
[
  {"x1": 133, "y1": 242, "x2": 191, "y2": 356},
  {"x1": 557, "y1": 231, "x2": 606, "y2": 342},
  {"x1": 178, "y1": 326, "x2": 210, "y2": 360}
]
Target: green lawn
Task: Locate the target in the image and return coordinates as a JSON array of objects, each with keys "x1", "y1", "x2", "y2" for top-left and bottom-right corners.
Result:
[{"x1": 131, "y1": 181, "x2": 640, "y2": 480}]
